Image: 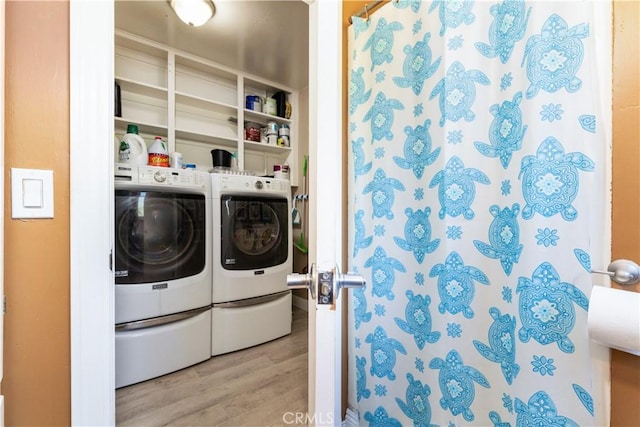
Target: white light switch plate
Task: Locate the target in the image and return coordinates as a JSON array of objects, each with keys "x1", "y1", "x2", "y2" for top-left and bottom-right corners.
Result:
[{"x1": 11, "y1": 168, "x2": 54, "y2": 219}]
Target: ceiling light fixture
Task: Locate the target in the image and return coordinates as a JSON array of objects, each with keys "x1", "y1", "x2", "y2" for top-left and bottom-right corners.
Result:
[{"x1": 168, "y1": 0, "x2": 215, "y2": 27}]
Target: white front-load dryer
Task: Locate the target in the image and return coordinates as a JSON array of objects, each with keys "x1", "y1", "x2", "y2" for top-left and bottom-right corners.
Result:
[{"x1": 210, "y1": 173, "x2": 292, "y2": 355}]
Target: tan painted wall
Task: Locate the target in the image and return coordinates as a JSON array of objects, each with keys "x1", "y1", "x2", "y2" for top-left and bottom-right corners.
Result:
[
  {"x1": 3, "y1": 1, "x2": 71, "y2": 425},
  {"x1": 610, "y1": 1, "x2": 640, "y2": 425}
]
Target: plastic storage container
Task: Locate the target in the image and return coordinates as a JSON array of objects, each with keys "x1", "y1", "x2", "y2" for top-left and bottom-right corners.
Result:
[
  {"x1": 272, "y1": 91, "x2": 287, "y2": 117},
  {"x1": 148, "y1": 136, "x2": 169, "y2": 167},
  {"x1": 278, "y1": 124, "x2": 290, "y2": 147},
  {"x1": 118, "y1": 124, "x2": 148, "y2": 166},
  {"x1": 211, "y1": 149, "x2": 232, "y2": 168},
  {"x1": 245, "y1": 95, "x2": 262, "y2": 112},
  {"x1": 245, "y1": 122, "x2": 261, "y2": 142},
  {"x1": 263, "y1": 98, "x2": 277, "y2": 116}
]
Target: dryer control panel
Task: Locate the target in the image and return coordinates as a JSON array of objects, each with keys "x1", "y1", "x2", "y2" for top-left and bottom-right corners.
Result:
[{"x1": 212, "y1": 174, "x2": 290, "y2": 195}]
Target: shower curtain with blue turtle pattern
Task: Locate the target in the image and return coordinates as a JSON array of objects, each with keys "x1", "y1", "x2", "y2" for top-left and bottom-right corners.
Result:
[{"x1": 347, "y1": 1, "x2": 609, "y2": 426}]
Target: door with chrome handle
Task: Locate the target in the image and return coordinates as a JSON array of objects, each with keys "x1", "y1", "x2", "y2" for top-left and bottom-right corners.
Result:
[
  {"x1": 591, "y1": 259, "x2": 640, "y2": 285},
  {"x1": 287, "y1": 263, "x2": 366, "y2": 305}
]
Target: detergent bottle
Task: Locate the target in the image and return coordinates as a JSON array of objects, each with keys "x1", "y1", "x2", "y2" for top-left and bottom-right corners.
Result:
[
  {"x1": 148, "y1": 136, "x2": 170, "y2": 167},
  {"x1": 118, "y1": 124, "x2": 148, "y2": 165}
]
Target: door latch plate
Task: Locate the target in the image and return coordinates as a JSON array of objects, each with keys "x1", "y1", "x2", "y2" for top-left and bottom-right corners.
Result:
[{"x1": 318, "y1": 271, "x2": 333, "y2": 305}]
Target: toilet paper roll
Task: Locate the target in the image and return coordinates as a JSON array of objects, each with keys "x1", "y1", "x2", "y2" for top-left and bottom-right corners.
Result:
[{"x1": 587, "y1": 286, "x2": 640, "y2": 356}]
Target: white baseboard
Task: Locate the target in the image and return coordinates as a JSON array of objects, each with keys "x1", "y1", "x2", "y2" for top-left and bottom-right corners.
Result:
[
  {"x1": 292, "y1": 294, "x2": 308, "y2": 311},
  {"x1": 342, "y1": 407, "x2": 359, "y2": 427}
]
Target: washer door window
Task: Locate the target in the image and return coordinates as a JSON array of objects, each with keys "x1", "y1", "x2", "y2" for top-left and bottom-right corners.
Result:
[
  {"x1": 115, "y1": 190, "x2": 206, "y2": 284},
  {"x1": 221, "y1": 195, "x2": 288, "y2": 270}
]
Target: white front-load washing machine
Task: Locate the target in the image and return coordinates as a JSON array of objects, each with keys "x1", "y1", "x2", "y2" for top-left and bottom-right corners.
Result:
[
  {"x1": 210, "y1": 173, "x2": 292, "y2": 356},
  {"x1": 114, "y1": 164, "x2": 212, "y2": 388}
]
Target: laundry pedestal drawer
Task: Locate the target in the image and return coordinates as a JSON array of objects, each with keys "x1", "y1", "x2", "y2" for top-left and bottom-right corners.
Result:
[
  {"x1": 211, "y1": 291, "x2": 292, "y2": 356},
  {"x1": 115, "y1": 307, "x2": 211, "y2": 388}
]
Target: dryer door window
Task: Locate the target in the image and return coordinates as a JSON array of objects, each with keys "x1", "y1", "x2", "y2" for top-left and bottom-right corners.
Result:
[
  {"x1": 115, "y1": 190, "x2": 206, "y2": 284},
  {"x1": 221, "y1": 195, "x2": 288, "y2": 270}
]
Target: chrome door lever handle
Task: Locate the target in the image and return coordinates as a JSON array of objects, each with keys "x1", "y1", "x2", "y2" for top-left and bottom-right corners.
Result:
[
  {"x1": 334, "y1": 271, "x2": 366, "y2": 301},
  {"x1": 336, "y1": 272, "x2": 366, "y2": 290},
  {"x1": 287, "y1": 264, "x2": 317, "y2": 300},
  {"x1": 591, "y1": 259, "x2": 640, "y2": 286}
]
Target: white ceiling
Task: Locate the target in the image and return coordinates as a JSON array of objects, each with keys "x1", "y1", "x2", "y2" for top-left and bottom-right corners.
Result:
[{"x1": 115, "y1": 0, "x2": 309, "y2": 91}]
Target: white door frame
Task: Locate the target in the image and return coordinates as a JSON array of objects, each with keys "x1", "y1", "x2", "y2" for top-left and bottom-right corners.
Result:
[
  {"x1": 69, "y1": 0, "x2": 342, "y2": 425},
  {"x1": 307, "y1": 1, "x2": 343, "y2": 424},
  {"x1": 69, "y1": 1, "x2": 115, "y2": 425}
]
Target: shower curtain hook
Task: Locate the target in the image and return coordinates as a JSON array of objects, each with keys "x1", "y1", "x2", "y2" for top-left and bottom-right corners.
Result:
[{"x1": 364, "y1": 4, "x2": 369, "y2": 22}]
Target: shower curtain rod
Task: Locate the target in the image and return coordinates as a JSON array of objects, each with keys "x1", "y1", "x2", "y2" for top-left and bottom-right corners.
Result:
[{"x1": 348, "y1": 0, "x2": 388, "y2": 24}]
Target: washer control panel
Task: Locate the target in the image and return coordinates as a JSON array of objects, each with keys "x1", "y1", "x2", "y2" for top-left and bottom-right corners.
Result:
[{"x1": 115, "y1": 164, "x2": 206, "y2": 188}]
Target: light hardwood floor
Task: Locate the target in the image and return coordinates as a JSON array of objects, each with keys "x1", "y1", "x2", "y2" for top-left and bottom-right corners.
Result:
[{"x1": 116, "y1": 306, "x2": 308, "y2": 426}]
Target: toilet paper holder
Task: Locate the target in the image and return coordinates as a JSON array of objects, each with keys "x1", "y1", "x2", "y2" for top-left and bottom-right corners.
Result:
[{"x1": 591, "y1": 259, "x2": 640, "y2": 286}]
